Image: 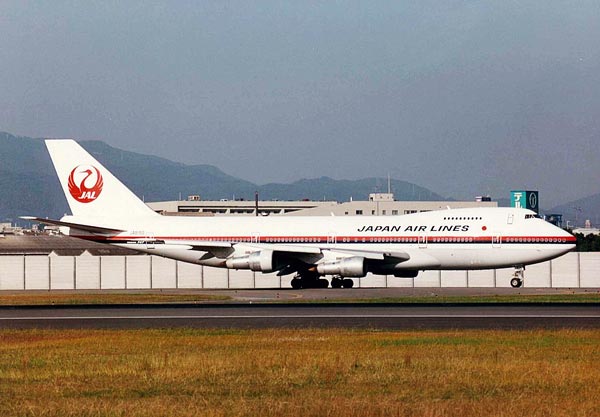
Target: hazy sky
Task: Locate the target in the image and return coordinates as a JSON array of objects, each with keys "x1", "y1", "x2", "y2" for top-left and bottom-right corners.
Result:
[{"x1": 1, "y1": 1, "x2": 599, "y2": 207}]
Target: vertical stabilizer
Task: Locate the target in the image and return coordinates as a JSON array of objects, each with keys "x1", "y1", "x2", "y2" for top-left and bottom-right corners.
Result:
[{"x1": 46, "y1": 139, "x2": 158, "y2": 219}]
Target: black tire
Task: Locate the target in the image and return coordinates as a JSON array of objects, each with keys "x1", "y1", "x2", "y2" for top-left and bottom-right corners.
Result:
[
  {"x1": 331, "y1": 278, "x2": 342, "y2": 288},
  {"x1": 318, "y1": 278, "x2": 329, "y2": 288},
  {"x1": 291, "y1": 278, "x2": 302, "y2": 289},
  {"x1": 510, "y1": 278, "x2": 522, "y2": 288},
  {"x1": 342, "y1": 279, "x2": 354, "y2": 288},
  {"x1": 302, "y1": 279, "x2": 319, "y2": 289}
]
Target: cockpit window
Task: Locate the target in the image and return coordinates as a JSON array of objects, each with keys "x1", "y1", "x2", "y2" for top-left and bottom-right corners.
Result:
[{"x1": 525, "y1": 214, "x2": 542, "y2": 219}]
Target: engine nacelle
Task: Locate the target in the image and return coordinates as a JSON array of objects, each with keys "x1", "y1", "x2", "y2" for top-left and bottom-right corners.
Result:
[
  {"x1": 225, "y1": 250, "x2": 275, "y2": 273},
  {"x1": 316, "y1": 257, "x2": 367, "y2": 277}
]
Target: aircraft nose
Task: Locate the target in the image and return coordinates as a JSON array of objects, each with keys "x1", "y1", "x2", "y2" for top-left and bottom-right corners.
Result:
[{"x1": 554, "y1": 224, "x2": 577, "y2": 248}]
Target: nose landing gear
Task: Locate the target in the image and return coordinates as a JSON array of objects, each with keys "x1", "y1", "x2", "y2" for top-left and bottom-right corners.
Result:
[{"x1": 510, "y1": 267, "x2": 524, "y2": 288}]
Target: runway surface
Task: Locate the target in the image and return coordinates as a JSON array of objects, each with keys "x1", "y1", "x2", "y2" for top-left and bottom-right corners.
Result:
[{"x1": 1, "y1": 303, "x2": 599, "y2": 329}]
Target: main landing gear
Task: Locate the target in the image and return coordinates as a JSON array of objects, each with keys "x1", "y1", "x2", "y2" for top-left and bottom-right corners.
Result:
[
  {"x1": 330, "y1": 276, "x2": 354, "y2": 289},
  {"x1": 291, "y1": 271, "x2": 328, "y2": 289},
  {"x1": 510, "y1": 267, "x2": 524, "y2": 288},
  {"x1": 290, "y1": 273, "x2": 354, "y2": 289}
]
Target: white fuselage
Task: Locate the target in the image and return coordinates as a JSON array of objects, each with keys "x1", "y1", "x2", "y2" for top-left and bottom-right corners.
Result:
[
  {"x1": 41, "y1": 140, "x2": 575, "y2": 283},
  {"x1": 64, "y1": 207, "x2": 575, "y2": 273}
]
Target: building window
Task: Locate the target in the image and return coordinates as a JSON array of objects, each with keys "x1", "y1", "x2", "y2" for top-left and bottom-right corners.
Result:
[
  {"x1": 371, "y1": 210, "x2": 375, "y2": 215},
  {"x1": 382, "y1": 210, "x2": 387, "y2": 215},
  {"x1": 392, "y1": 210, "x2": 398, "y2": 215},
  {"x1": 356, "y1": 210, "x2": 363, "y2": 215}
]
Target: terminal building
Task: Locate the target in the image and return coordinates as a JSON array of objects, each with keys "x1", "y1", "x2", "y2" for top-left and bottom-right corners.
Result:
[
  {"x1": 147, "y1": 193, "x2": 497, "y2": 217},
  {"x1": 572, "y1": 220, "x2": 600, "y2": 236}
]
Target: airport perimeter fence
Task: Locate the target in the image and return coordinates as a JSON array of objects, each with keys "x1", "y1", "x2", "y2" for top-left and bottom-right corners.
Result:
[{"x1": 0, "y1": 251, "x2": 598, "y2": 290}]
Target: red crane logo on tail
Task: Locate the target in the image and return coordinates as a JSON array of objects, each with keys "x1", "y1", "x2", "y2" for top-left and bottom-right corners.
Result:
[{"x1": 68, "y1": 165, "x2": 104, "y2": 203}]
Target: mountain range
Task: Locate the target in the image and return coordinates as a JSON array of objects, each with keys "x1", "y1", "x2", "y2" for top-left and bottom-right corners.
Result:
[
  {"x1": 549, "y1": 195, "x2": 600, "y2": 228},
  {"x1": 2, "y1": 131, "x2": 598, "y2": 226},
  {"x1": 1, "y1": 131, "x2": 443, "y2": 223}
]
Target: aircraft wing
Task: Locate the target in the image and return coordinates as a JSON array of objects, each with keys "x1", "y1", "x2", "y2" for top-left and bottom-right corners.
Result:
[
  {"x1": 325, "y1": 248, "x2": 411, "y2": 262},
  {"x1": 155, "y1": 239, "x2": 233, "y2": 249},
  {"x1": 157, "y1": 240, "x2": 410, "y2": 263},
  {"x1": 113, "y1": 238, "x2": 234, "y2": 258},
  {"x1": 243, "y1": 243, "x2": 322, "y2": 254},
  {"x1": 153, "y1": 240, "x2": 321, "y2": 261},
  {"x1": 246, "y1": 243, "x2": 410, "y2": 261}
]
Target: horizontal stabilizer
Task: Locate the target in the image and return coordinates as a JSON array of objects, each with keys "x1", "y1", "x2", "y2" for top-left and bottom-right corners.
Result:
[{"x1": 20, "y1": 216, "x2": 124, "y2": 235}]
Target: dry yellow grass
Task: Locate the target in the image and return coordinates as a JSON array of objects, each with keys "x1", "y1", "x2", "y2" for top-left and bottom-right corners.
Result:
[
  {"x1": 0, "y1": 292, "x2": 230, "y2": 305},
  {"x1": 0, "y1": 329, "x2": 599, "y2": 416}
]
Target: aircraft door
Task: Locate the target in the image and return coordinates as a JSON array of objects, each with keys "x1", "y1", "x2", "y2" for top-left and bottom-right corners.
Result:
[
  {"x1": 251, "y1": 233, "x2": 260, "y2": 244},
  {"x1": 418, "y1": 235, "x2": 427, "y2": 248},
  {"x1": 146, "y1": 236, "x2": 155, "y2": 250},
  {"x1": 492, "y1": 235, "x2": 502, "y2": 248},
  {"x1": 327, "y1": 233, "x2": 337, "y2": 245}
]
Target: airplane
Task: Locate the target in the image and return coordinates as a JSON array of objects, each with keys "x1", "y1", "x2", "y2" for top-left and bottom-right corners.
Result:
[{"x1": 22, "y1": 139, "x2": 576, "y2": 289}]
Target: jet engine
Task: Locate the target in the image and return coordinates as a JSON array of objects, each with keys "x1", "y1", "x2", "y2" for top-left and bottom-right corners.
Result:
[
  {"x1": 225, "y1": 250, "x2": 275, "y2": 273},
  {"x1": 316, "y1": 257, "x2": 367, "y2": 277}
]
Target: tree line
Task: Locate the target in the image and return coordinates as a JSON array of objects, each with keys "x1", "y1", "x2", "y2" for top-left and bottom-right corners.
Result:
[{"x1": 574, "y1": 233, "x2": 600, "y2": 252}]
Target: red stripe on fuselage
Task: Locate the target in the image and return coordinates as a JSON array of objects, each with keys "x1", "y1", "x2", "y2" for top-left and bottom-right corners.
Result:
[{"x1": 71, "y1": 234, "x2": 576, "y2": 244}]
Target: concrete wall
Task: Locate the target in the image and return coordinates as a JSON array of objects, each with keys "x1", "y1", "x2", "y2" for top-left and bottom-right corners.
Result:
[{"x1": 0, "y1": 252, "x2": 598, "y2": 290}]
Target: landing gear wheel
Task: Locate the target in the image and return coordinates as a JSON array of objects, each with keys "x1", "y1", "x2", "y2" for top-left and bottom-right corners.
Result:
[
  {"x1": 318, "y1": 278, "x2": 329, "y2": 288},
  {"x1": 331, "y1": 277, "x2": 343, "y2": 288},
  {"x1": 342, "y1": 279, "x2": 354, "y2": 289},
  {"x1": 511, "y1": 267, "x2": 525, "y2": 288},
  {"x1": 291, "y1": 272, "x2": 329, "y2": 290},
  {"x1": 510, "y1": 278, "x2": 523, "y2": 288}
]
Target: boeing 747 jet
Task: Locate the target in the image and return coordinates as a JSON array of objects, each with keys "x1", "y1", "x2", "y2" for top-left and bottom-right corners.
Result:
[{"x1": 23, "y1": 140, "x2": 576, "y2": 289}]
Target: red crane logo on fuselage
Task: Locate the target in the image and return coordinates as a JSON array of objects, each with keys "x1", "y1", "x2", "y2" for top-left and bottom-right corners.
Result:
[{"x1": 68, "y1": 165, "x2": 104, "y2": 203}]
